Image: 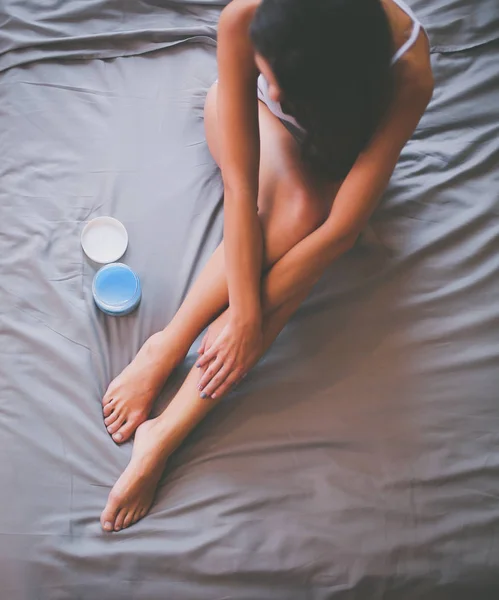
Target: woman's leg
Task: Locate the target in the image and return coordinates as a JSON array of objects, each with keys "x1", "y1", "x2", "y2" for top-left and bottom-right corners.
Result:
[
  {"x1": 102, "y1": 83, "x2": 337, "y2": 444},
  {"x1": 101, "y1": 291, "x2": 306, "y2": 532}
]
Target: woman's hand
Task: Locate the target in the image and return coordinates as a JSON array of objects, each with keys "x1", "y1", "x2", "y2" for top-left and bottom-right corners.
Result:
[{"x1": 196, "y1": 312, "x2": 263, "y2": 399}]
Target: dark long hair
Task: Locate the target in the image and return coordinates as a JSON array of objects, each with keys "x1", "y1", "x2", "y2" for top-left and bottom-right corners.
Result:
[{"x1": 250, "y1": 0, "x2": 394, "y2": 180}]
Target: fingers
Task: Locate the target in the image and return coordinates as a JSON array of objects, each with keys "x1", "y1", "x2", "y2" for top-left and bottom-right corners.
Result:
[
  {"x1": 196, "y1": 345, "x2": 217, "y2": 369},
  {"x1": 200, "y1": 362, "x2": 234, "y2": 398},
  {"x1": 202, "y1": 362, "x2": 248, "y2": 399},
  {"x1": 210, "y1": 371, "x2": 242, "y2": 400},
  {"x1": 198, "y1": 332, "x2": 208, "y2": 355},
  {"x1": 198, "y1": 357, "x2": 225, "y2": 392}
]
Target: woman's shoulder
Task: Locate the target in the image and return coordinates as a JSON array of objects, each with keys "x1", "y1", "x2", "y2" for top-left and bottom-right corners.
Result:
[
  {"x1": 394, "y1": 30, "x2": 434, "y2": 107},
  {"x1": 217, "y1": 1, "x2": 261, "y2": 83},
  {"x1": 219, "y1": 0, "x2": 261, "y2": 31}
]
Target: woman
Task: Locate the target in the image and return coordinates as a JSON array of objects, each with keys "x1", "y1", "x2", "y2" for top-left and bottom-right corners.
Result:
[{"x1": 100, "y1": 0, "x2": 433, "y2": 532}]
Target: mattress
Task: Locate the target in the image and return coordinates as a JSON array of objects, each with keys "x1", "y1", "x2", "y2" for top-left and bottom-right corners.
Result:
[{"x1": 1, "y1": 1, "x2": 499, "y2": 598}]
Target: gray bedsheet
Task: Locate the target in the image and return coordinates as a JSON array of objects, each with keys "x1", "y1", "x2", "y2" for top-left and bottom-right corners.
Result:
[{"x1": 1, "y1": 1, "x2": 499, "y2": 598}]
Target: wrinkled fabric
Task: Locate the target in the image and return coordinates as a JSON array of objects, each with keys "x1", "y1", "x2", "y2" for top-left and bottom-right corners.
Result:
[{"x1": 1, "y1": 1, "x2": 499, "y2": 598}]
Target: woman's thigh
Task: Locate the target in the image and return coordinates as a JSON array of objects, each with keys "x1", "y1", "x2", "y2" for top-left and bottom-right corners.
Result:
[{"x1": 204, "y1": 82, "x2": 339, "y2": 266}]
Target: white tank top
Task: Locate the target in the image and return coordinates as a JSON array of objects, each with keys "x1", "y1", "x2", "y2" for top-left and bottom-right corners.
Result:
[{"x1": 257, "y1": 0, "x2": 427, "y2": 133}]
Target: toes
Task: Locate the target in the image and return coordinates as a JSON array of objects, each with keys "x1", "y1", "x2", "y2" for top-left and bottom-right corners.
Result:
[
  {"x1": 103, "y1": 400, "x2": 116, "y2": 417},
  {"x1": 100, "y1": 492, "x2": 121, "y2": 533},
  {"x1": 102, "y1": 390, "x2": 114, "y2": 406},
  {"x1": 107, "y1": 414, "x2": 126, "y2": 435},
  {"x1": 104, "y1": 411, "x2": 120, "y2": 427},
  {"x1": 123, "y1": 511, "x2": 134, "y2": 530},
  {"x1": 129, "y1": 508, "x2": 147, "y2": 527},
  {"x1": 114, "y1": 508, "x2": 127, "y2": 532},
  {"x1": 112, "y1": 420, "x2": 137, "y2": 444}
]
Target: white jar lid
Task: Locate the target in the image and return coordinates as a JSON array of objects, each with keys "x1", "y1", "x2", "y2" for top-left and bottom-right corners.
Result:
[{"x1": 81, "y1": 216, "x2": 129, "y2": 264}]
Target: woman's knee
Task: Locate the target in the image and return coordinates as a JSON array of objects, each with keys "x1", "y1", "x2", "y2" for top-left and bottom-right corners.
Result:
[
  {"x1": 261, "y1": 184, "x2": 328, "y2": 266},
  {"x1": 287, "y1": 186, "x2": 328, "y2": 238}
]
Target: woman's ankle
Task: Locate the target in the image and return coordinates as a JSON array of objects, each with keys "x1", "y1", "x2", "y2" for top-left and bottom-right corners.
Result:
[
  {"x1": 134, "y1": 323, "x2": 199, "y2": 390},
  {"x1": 144, "y1": 330, "x2": 182, "y2": 369},
  {"x1": 131, "y1": 331, "x2": 181, "y2": 390},
  {"x1": 160, "y1": 321, "x2": 201, "y2": 364}
]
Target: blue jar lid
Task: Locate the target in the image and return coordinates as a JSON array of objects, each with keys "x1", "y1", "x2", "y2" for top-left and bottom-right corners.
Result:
[{"x1": 92, "y1": 263, "x2": 142, "y2": 316}]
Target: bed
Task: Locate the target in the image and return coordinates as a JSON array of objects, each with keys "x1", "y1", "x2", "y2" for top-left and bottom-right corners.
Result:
[{"x1": 1, "y1": 0, "x2": 499, "y2": 598}]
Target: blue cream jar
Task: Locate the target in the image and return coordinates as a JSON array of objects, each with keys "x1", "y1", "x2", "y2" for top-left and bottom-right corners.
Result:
[{"x1": 92, "y1": 263, "x2": 142, "y2": 316}]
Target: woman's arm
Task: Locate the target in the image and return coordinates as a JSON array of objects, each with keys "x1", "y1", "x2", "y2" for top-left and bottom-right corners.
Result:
[
  {"x1": 217, "y1": 0, "x2": 262, "y2": 327},
  {"x1": 260, "y1": 54, "x2": 434, "y2": 314},
  {"x1": 199, "y1": 44, "x2": 433, "y2": 395}
]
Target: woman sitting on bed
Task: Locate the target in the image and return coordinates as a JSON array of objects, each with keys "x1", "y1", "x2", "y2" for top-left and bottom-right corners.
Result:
[{"x1": 100, "y1": 0, "x2": 433, "y2": 532}]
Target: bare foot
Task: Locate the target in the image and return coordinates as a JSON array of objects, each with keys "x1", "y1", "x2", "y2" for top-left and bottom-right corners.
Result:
[
  {"x1": 102, "y1": 331, "x2": 180, "y2": 444},
  {"x1": 100, "y1": 419, "x2": 170, "y2": 532}
]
